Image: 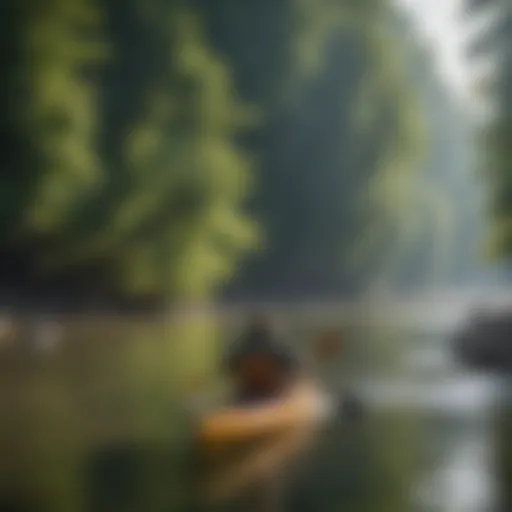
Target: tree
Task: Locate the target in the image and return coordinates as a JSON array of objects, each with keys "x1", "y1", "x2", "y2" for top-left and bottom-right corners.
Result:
[
  {"x1": 0, "y1": 0, "x2": 256, "y2": 302},
  {"x1": 0, "y1": 0, "x2": 432, "y2": 302},
  {"x1": 197, "y1": 1, "x2": 427, "y2": 298},
  {"x1": 464, "y1": 0, "x2": 512, "y2": 260},
  {"x1": 384, "y1": 14, "x2": 484, "y2": 291}
]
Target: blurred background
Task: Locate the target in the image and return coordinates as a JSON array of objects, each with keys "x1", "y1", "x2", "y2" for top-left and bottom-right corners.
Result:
[{"x1": 0, "y1": 0, "x2": 511, "y2": 510}]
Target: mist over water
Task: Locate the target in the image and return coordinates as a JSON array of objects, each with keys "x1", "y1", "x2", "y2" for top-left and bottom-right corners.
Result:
[{"x1": 356, "y1": 296, "x2": 504, "y2": 512}]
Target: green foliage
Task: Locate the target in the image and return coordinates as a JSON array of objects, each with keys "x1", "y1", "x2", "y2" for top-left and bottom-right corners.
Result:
[
  {"x1": 346, "y1": 22, "x2": 428, "y2": 290},
  {"x1": 1, "y1": 0, "x2": 431, "y2": 300},
  {"x1": 362, "y1": 17, "x2": 482, "y2": 291},
  {"x1": 67, "y1": 3, "x2": 257, "y2": 299},
  {"x1": 465, "y1": 0, "x2": 512, "y2": 259},
  {"x1": 21, "y1": 0, "x2": 107, "y2": 235},
  {"x1": 2, "y1": 0, "x2": 256, "y2": 300},
  {"x1": 203, "y1": 1, "x2": 427, "y2": 297}
]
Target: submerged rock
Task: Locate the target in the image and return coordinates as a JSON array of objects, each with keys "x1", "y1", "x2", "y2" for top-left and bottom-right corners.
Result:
[{"x1": 452, "y1": 309, "x2": 512, "y2": 373}]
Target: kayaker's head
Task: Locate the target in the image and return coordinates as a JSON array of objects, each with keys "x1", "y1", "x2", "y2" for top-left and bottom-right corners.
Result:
[{"x1": 224, "y1": 316, "x2": 300, "y2": 401}]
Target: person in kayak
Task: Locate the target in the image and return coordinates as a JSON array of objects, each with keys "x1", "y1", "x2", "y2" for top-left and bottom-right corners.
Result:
[{"x1": 196, "y1": 316, "x2": 333, "y2": 509}]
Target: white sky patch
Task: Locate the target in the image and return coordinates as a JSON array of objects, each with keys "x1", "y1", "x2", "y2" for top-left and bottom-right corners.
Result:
[{"x1": 395, "y1": 0, "x2": 500, "y2": 119}]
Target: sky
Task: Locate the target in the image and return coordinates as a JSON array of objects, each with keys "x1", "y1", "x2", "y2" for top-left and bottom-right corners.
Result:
[{"x1": 396, "y1": 0, "x2": 500, "y2": 118}]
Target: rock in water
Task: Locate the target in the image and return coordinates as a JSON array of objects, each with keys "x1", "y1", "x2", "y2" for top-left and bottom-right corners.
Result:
[{"x1": 339, "y1": 391, "x2": 364, "y2": 424}]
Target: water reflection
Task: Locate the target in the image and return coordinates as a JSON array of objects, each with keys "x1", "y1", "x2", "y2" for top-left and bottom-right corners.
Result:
[
  {"x1": 358, "y1": 341, "x2": 500, "y2": 512},
  {"x1": 0, "y1": 316, "x2": 506, "y2": 512}
]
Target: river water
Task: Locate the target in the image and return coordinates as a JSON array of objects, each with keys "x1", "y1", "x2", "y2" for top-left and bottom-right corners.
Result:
[
  {"x1": 0, "y1": 307, "x2": 506, "y2": 512},
  {"x1": 355, "y1": 337, "x2": 502, "y2": 512},
  {"x1": 212, "y1": 308, "x2": 505, "y2": 512}
]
